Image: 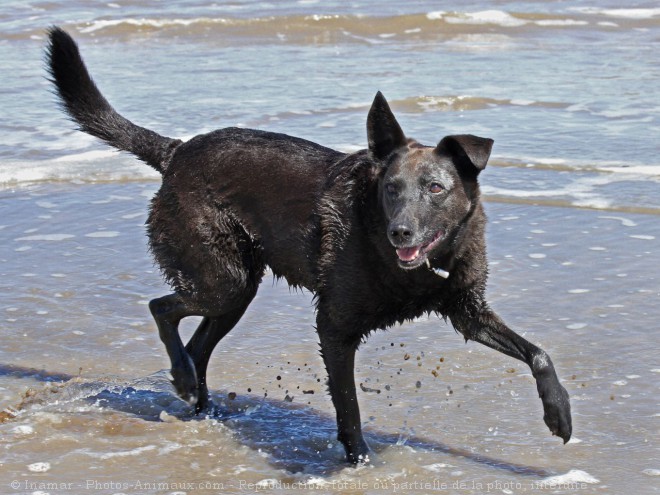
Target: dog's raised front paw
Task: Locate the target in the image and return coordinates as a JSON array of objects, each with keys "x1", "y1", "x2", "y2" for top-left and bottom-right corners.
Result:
[{"x1": 537, "y1": 375, "x2": 572, "y2": 443}]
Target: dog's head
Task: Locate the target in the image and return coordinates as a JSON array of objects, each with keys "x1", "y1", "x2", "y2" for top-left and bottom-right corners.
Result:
[{"x1": 367, "y1": 92, "x2": 493, "y2": 270}]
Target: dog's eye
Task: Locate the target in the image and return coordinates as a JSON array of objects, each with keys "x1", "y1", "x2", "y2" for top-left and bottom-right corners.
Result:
[
  {"x1": 386, "y1": 183, "x2": 397, "y2": 195},
  {"x1": 429, "y1": 183, "x2": 444, "y2": 194}
]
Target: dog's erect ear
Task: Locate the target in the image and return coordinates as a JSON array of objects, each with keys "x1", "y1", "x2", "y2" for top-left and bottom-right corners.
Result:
[
  {"x1": 367, "y1": 91, "x2": 407, "y2": 161},
  {"x1": 436, "y1": 134, "x2": 494, "y2": 179}
]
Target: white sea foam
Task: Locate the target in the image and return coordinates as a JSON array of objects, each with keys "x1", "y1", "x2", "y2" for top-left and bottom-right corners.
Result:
[
  {"x1": 305, "y1": 14, "x2": 343, "y2": 22},
  {"x1": 427, "y1": 10, "x2": 529, "y2": 28},
  {"x1": 90, "y1": 195, "x2": 133, "y2": 204},
  {"x1": 535, "y1": 19, "x2": 588, "y2": 27},
  {"x1": 443, "y1": 10, "x2": 528, "y2": 27},
  {"x1": 84, "y1": 231, "x2": 121, "y2": 238},
  {"x1": 600, "y1": 216, "x2": 637, "y2": 227},
  {"x1": 121, "y1": 212, "x2": 145, "y2": 219},
  {"x1": 423, "y1": 463, "x2": 454, "y2": 472},
  {"x1": 481, "y1": 186, "x2": 570, "y2": 199},
  {"x1": 13, "y1": 425, "x2": 34, "y2": 435},
  {"x1": 304, "y1": 477, "x2": 331, "y2": 488},
  {"x1": 52, "y1": 150, "x2": 118, "y2": 163},
  {"x1": 15, "y1": 234, "x2": 75, "y2": 241},
  {"x1": 596, "y1": 164, "x2": 660, "y2": 176},
  {"x1": 571, "y1": 7, "x2": 660, "y2": 19},
  {"x1": 537, "y1": 469, "x2": 599, "y2": 487},
  {"x1": 503, "y1": 154, "x2": 660, "y2": 176},
  {"x1": 86, "y1": 445, "x2": 158, "y2": 459},
  {"x1": 27, "y1": 462, "x2": 51, "y2": 472},
  {"x1": 629, "y1": 234, "x2": 655, "y2": 240},
  {"x1": 510, "y1": 99, "x2": 535, "y2": 106},
  {"x1": 79, "y1": 17, "x2": 222, "y2": 34},
  {"x1": 426, "y1": 11, "x2": 447, "y2": 20},
  {"x1": 0, "y1": 156, "x2": 160, "y2": 186}
]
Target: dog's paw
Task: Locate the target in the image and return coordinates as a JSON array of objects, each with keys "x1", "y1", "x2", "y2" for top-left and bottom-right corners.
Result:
[
  {"x1": 537, "y1": 375, "x2": 572, "y2": 443},
  {"x1": 341, "y1": 436, "x2": 371, "y2": 465},
  {"x1": 169, "y1": 364, "x2": 199, "y2": 406},
  {"x1": 346, "y1": 450, "x2": 372, "y2": 465},
  {"x1": 194, "y1": 395, "x2": 217, "y2": 417}
]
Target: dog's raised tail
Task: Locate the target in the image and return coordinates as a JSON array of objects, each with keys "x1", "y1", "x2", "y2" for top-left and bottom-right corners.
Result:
[{"x1": 45, "y1": 27, "x2": 181, "y2": 174}]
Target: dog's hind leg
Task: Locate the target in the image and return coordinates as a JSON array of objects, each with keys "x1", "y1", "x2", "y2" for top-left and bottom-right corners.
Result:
[
  {"x1": 147, "y1": 193, "x2": 265, "y2": 409},
  {"x1": 185, "y1": 318, "x2": 222, "y2": 413},
  {"x1": 149, "y1": 294, "x2": 215, "y2": 406},
  {"x1": 185, "y1": 299, "x2": 255, "y2": 413}
]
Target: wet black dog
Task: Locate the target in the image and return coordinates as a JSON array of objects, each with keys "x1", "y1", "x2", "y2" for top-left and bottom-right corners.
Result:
[{"x1": 46, "y1": 27, "x2": 571, "y2": 464}]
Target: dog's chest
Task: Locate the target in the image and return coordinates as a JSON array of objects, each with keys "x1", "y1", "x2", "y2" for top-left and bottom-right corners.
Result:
[{"x1": 353, "y1": 271, "x2": 450, "y2": 330}]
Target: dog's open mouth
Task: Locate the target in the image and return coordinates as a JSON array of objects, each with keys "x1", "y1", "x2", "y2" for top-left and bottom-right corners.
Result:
[{"x1": 396, "y1": 230, "x2": 444, "y2": 267}]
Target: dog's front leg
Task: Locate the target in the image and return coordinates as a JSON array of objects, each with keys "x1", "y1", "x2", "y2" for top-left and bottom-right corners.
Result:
[
  {"x1": 449, "y1": 307, "x2": 572, "y2": 444},
  {"x1": 316, "y1": 313, "x2": 370, "y2": 463}
]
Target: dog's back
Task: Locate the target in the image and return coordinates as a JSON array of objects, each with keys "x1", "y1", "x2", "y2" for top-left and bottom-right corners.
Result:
[{"x1": 153, "y1": 127, "x2": 346, "y2": 291}]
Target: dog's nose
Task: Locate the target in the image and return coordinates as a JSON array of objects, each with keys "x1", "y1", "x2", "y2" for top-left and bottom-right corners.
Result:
[{"x1": 389, "y1": 223, "x2": 414, "y2": 244}]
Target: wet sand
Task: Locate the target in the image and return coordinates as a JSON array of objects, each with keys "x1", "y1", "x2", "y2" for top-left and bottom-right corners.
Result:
[{"x1": 1, "y1": 181, "x2": 658, "y2": 494}]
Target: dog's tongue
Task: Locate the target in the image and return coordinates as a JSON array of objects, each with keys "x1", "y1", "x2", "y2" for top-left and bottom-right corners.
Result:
[{"x1": 396, "y1": 246, "x2": 421, "y2": 262}]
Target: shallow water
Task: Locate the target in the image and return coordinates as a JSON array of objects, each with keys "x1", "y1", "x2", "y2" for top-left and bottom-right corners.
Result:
[
  {"x1": 2, "y1": 183, "x2": 658, "y2": 494},
  {"x1": 0, "y1": 182, "x2": 660, "y2": 493},
  {"x1": 1, "y1": 1, "x2": 659, "y2": 494}
]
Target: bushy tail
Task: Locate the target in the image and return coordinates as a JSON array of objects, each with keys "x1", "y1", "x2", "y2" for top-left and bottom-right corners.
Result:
[{"x1": 45, "y1": 27, "x2": 181, "y2": 173}]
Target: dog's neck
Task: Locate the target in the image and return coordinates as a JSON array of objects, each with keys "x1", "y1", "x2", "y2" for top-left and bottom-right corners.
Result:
[{"x1": 426, "y1": 198, "x2": 484, "y2": 280}]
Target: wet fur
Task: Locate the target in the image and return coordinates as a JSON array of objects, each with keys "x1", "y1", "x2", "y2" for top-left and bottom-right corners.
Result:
[{"x1": 46, "y1": 27, "x2": 572, "y2": 464}]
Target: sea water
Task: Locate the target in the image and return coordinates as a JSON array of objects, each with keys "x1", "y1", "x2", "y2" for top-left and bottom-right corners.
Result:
[{"x1": 1, "y1": 1, "x2": 658, "y2": 494}]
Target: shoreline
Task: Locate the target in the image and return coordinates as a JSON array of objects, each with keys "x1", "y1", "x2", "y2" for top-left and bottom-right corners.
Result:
[{"x1": 2, "y1": 163, "x2": 660, "y2": 217}]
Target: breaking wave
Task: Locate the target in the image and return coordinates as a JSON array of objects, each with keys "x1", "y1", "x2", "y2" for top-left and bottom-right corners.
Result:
[{"x1": 13, "y1": 9, "x2": 656, "y2": 43}]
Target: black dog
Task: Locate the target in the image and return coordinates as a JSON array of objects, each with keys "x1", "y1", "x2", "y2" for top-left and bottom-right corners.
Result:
[{"x1": 46, "y1": 27, "x2": 571, "y2": 464}]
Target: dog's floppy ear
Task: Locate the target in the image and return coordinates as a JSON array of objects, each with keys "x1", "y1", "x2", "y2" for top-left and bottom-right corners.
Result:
[
  {"x1": 367, "y1": 91, "x2": 407, "y2": 161},
  {"x1": 436, "y1": 134, "x2": 494, "y2": 179}
]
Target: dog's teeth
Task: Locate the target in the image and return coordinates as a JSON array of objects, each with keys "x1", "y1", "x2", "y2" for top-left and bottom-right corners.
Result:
[{"x1": 426, "y1": 259, "x2": 431, "y2": 268}]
